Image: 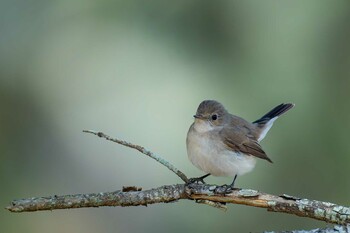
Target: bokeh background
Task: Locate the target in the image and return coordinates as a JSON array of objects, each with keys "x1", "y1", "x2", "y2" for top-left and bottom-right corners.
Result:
[{"x1": 1, "y1": 1, "x2": 350, "y2": 232}]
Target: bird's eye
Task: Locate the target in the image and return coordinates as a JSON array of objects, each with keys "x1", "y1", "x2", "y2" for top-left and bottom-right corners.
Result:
[{"x1": 211, "y1": 114, "x2": 218, "y2": 121}]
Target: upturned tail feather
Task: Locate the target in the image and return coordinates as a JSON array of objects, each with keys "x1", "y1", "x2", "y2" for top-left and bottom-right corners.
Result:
[{"x1": 253, "y1": 103, "x2": 295, "y2": 125}]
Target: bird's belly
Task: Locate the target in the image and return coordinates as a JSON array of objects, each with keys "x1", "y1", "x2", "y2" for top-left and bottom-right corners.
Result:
[{"x1": 187, "y1": 133, "x2": 256, "y2": 177}]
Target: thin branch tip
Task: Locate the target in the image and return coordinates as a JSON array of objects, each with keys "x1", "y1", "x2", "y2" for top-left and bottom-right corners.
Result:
[
  {"x1": 82, "y1": 129, "x2": 188, "y2": 182},
  {"x1": 82, "y1": 129, "x2": 97, "y2": 134}
]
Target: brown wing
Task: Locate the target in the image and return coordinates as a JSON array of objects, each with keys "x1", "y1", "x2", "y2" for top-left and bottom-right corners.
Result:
[{"x1": 219, "y1": 127, "x2": 273, "y2": 163}]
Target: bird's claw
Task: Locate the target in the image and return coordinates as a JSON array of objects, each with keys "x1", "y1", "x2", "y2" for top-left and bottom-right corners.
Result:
[
  {"x1": 186, "y1": 177, "x2": 206, "y2": 184},
  {"x1": 214, "y1": 184, "x2": 235, "y2": 195}
]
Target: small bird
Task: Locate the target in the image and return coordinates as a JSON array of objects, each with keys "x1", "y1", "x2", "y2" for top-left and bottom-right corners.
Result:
[{"x1": 186, "y1": 100, "x2": 294, "y2": 193}]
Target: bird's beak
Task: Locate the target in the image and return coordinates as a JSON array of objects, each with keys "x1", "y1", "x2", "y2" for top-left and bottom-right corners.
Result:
[{"x1": 193, "y1": 114, "x2": 205, "y2": 120}]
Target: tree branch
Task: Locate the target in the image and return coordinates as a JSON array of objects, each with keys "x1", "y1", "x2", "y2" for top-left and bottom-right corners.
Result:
[
  {"x1": 82, "y1": 130, "x2": 188, "y2": 182},
  {"x1": 6, "y1": 183, "x2": 350, "y2": 225},
  {"x1": 6, "y1": 185, "x2": 185, "y2": 212},
  {"x1": 6, "y1": 130, "x2": 350, "y2": 230}
]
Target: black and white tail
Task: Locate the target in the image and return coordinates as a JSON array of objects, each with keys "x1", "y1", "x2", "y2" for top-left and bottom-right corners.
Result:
[{"x1": 253, "y1": 103, "x2": 295, "y2": 141}]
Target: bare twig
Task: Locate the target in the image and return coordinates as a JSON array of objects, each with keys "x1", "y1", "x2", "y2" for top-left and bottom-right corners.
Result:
[
  {"x1": 82, "y1": 130, "x2": 188, "y2": 182},
  {"x1": 6, "y1": 183, "x2": 350, "y2": 225}
]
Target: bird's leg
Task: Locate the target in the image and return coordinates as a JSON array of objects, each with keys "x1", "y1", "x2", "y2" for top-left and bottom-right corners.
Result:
[
  {"x1": 187, "y1": 173, "x2": 210, "y2": 184},
  {"x1": 229, "y1": 174, "x2": 238, "y2": 188},
  {"x1": 214, "y1": 174, "x2": 238, "y2": 194}
]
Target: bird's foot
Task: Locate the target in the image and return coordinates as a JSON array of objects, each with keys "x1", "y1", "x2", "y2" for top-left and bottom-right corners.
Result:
[
  {"x1": 214, "y1": 174, "x2": 238, "y2": 194},
  {"x1": 186, "y1": 174, "x2": 210, "y2": 185},
  {"x1": 214, "y1": 184, "x2": 237, "y2": 195},
  {"x1": 186, "y1": 177, "x2": 206, "y2": 185}
]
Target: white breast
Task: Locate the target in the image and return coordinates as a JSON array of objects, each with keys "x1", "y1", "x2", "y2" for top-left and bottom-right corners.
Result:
[{"x1": 186, "y1": 124, "x2": 256, "y2": 177}]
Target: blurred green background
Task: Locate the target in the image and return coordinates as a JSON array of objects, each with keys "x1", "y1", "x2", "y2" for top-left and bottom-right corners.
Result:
[{"x1": 1, "y1": 0, "x2": 350, "y2": 232}]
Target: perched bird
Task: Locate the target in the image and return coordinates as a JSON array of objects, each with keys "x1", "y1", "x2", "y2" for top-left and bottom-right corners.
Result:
[{"x1": 186, "y1": 100, "x2": 294, "y2": 193}]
